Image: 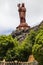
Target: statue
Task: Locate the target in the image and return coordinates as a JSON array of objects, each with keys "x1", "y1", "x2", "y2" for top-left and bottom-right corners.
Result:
[
  {"x1": 17, "y1": 3, "x2": 26, "y2": 23},
  {"x1": 17, "y1": 3, "x2": 30, "y2": 30}
]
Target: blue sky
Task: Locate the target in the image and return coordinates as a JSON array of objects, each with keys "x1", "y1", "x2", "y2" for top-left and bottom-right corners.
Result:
[{"x1": 0, "y1": 0, "x2": 43, "y2": 35}]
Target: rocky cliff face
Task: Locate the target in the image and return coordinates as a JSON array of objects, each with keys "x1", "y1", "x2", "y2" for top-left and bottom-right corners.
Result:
[
  {"x1": 11, "y1": 21, "x2": 43, "y2": 42},
  {"x1": 11, "y1": 29, "x2": 30, "y2": 42}
]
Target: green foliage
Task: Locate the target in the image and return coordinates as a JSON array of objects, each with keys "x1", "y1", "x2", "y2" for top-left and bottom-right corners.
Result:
[
  {"x1": 0, "y1": 35, "x2": 19, "y2": 61},
  {"x1": 29, "y1": 30, "x2": 36, "y2": 45},
  {"x1": 0, "y1": 30, "x2": 38, "y2": 61},
  {"x1": 14, "y1": 30, "x2": 36, "y2": 61},
  {"x1": 15, "y1": 39, "x2": 32, "y2": 61},
  {"x1": 32, "y1": 44, "x2": 43, "y2": 65},
  {"x1": 5, "y1": 39, "x2": 19, "y2": 61},
  {"x1": 35, "y1": 30, "x2": 43, "y2": 45},
  {"x1": 0, "y1": 22, "x2": 43, "y2": 63},
  {"x1": 32, "y1": 30, "x2": 43, "y2": 65}
]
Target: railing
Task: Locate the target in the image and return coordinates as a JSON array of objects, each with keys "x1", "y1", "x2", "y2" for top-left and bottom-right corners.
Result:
[{"x1": 0, "y1": 61, "x2": 38, "y2": 65}]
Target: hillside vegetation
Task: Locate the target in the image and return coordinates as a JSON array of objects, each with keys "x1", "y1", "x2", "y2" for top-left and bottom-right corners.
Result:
[{"x1": 0, "y1": 21, "x2": 43, "y2": 65}]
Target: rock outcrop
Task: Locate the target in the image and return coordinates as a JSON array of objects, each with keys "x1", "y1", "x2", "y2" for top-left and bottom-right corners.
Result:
[
  {"x1": 11, "y1": 21, "x2": 43, "y2": 42},
  {"x1": 11, "y1": 29, "x2": 30, "y2": 42}
]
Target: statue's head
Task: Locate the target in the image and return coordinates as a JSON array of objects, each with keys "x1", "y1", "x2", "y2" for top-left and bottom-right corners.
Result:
[{"x1": 22, "y1": 3, "x2": 25, "y2": 7}]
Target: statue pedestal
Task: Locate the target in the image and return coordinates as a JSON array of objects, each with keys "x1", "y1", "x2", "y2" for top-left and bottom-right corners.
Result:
[{"x1": 16, "y1": 22, "x2": 30, "y2": 30}]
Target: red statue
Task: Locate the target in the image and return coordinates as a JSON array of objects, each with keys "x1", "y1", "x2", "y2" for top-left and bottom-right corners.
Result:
[
  {"x1": 18, "y1": 3, "x2": 26, "y2": 23},
  {"x1": 16, "y1": 3, "x2": 30, "y2": 30}
]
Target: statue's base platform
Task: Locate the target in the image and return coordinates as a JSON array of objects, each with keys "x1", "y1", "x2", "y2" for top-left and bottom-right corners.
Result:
[{"x1": 16, "y1": 22, "x2": 30, "y2": 30}]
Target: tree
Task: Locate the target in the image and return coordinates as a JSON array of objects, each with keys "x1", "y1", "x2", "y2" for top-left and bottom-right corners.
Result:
[
  {"x1": 15, "y1": 30, "x2": 36, "y2": 61},
  {"x1": 5, "y1": 38, "x2": 19, "y2": 61},
  {"x1": 0, "y1": 35, "x2": 19, "y2": 61},
  {"x1": 35, "y1": 30, "x2": 43, "y2": 45},
  {"x1": 32, "y1": 44, "x2": 43, "y2": 65},
  {"x1": 29, "y1": 30, "x2": 36, "y2": 45},
  {"x1": 15, "y1": 35, "x2": 32, "y2": 61},
  {"x1": 32, "y1": 30, "x2": 43, "y2": 65}
]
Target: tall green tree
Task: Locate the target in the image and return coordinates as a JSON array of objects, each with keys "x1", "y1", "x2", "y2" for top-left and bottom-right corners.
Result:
[
  {"x1": 15, "y1": 34, "x2": 32, "y2": 61},
  {"x1": 35, "y1": 30, "x2": 43, "y2": 45},
  {"x1": 0, "y1": 35, "x2": 19, "y2": 61},
  {"x1": 32, "y1": 30, "x2": 43, "y2": 65}
]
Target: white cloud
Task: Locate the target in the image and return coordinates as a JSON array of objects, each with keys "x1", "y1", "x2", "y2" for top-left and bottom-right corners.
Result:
[{"x1": 0, "y1": 0, "x2": 43, "y2": 34}]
